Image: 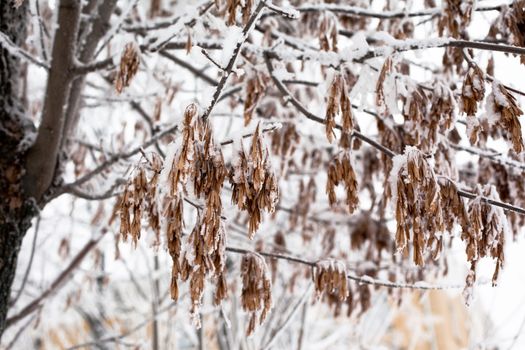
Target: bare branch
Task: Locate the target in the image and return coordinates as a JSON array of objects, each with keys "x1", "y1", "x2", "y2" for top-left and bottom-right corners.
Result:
[
  {"x1": 201, "y1": 0, "x2": 266, "y2": 120},
  {"x1": 6, "y1": 233, "x2": 106, "y2": 328}
]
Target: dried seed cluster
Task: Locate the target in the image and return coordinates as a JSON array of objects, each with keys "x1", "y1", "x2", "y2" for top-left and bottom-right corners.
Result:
[
  {"x1": 325, "y1": 72, "x2": 355, "y2": 143},
  {"x1": 319, "y1": 12, "x2": 338, "y2": 52},
  {"x1": 375, "y1": 56, "x2": 393, "y2": 115},
  {"x1": 326, "y1": 152, "x2": 359, "y2": 214},
  {"x1": 241, "y1": 253, "x2": 272, "y2": 336},
  {"x1": 461, "y1": 64, "x2": 485, "y2": 117},
  {"x1": 389, "y1": 147, "x2": 444, "y2": 266},
  {"x1": 487, "y1": 82, "x2": 524, "y2": 153},
  {"x1": 120, "y1": 159, "x2": 157, "y2": 246},
  {"x1": 464, "y1": 185, "x2": 508, "y2": 288},
  {"x1": 230, "y1": 124, "x2": 279, "y2": 237},
  {"x1": 243, "y1": 70, "x2": 268, "y2": 125},
  {"x1": 438, "y1": 0, "x2": 474, "y2": 38},
  {"x1": 314, "y1": 260, "x2": 349, "y2": 301},
  {"x1": 115, "y1": 42, "x2": 140, "y2": 93},
  {"x1": 164, "y1": 104, "x2": 229, "y2": 325},
  {"x1": 223, "y1": 0, "x2": 254, "y2": 26},
  {"x1": 488, "y1": 1, "x2": 525, "y2": 65}
]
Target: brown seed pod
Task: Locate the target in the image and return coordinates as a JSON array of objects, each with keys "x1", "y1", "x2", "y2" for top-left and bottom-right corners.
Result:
[
  {"x1": 241, "y1": 253, "x2": 272, "y2": 336},
  {"x1": 115, "y1": 43, "x2": 140, "y2": 94}
]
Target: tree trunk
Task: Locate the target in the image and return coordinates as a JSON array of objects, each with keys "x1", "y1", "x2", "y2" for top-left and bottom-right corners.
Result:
[{"x1": 0, "y1": 1, "x2": 34, "y2": 339}]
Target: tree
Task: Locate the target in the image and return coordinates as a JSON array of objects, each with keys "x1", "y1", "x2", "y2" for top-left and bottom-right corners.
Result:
[{"x1": 1, "y1": 0, "x2": 525, "y2": 348}]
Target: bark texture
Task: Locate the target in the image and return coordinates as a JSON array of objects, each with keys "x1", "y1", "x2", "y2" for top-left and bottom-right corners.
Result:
[{"x1": 0, "y1": 1, "x2": 36, "y2": 339}]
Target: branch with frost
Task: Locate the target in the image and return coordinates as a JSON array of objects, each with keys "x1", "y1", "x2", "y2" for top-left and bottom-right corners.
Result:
[
  {"x1": 264, "y1": 53, "x2": 525, "y2": 217},
  {"x1": 201, "y1": 0, "x2": 266, "y2": 120},
  {"x1": 225, "y1": 246, "x2": 486, "y2": 290},
  {"x1": 0, "y1": 31, "x2": 49, "y2": 69},
  {"x1": 264, "y1": 1, "x2": 300, "y2": 19},
  {"x1": 449, "y1": 142, "x2": 525, "y2": 172},
  {"x1": 284, "y1": 2, "x2": 512, "y2": 19},
  {"x1": 55, "y1": 124, "x2": 179, "y2": 199}
]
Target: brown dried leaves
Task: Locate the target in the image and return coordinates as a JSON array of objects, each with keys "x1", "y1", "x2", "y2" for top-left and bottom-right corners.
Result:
[
  {"x1": 119, "y1": 158, "x2": 159, "y2": 246},
  {"x1": 464, "y1": 185, "x2": 508, "y2": 287},
  {"x1": 461, "y1": 64, "x2": 485, "y2": 117},
  {"x1": 319, "y1": 12, "x2": 338, "y2": 52},
  {"x1": 314, "y1": 260, "x2": 349, "y2": 301},
  {"x1": 438, "y1": 0, "x2": 474, "y2": 38},
  {"x1": 325, "y1": 72, "x2": 355, "y2": 143},
  {"x1": 230, "y1": 124, "x2": 279, "y2": 237},
  {"x1": 389, "y1": 147, "x2": 444, "y2": 266},
  {"x1": 376, "y1": 56, "x2": 393, "y2": 114},
  {"x1": 241, "y1": 253, "x2": 272, "y2": 336},
  {"x1": 115, "y1": 43, "x2": 140, "y2": 94},
  {"x1": 326, "y1": 152, "x2": 359, "y2": 214},
  {"x1": 164, "y1": 104, "x2": 229, "y2": 323},
  {"x1": 243, "y1": 70, "x2": 268, "y2": 126},
  {"x1": 487, "y1": 82, "x2": 524, "y2": 153},
  {"x1": 225, "y1": 0, "x2": 254, "y2": 26}
]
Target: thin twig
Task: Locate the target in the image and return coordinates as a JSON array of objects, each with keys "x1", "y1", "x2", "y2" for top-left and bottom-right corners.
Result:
[
  {"x1": 201, "y1": 0, "x2": 266, "y2": 120},
  {"x1": 261, "y1": 284, "x2": 312, "y2": 350},
  {"x1": 6, "y1": 232, "x2": 107, "y2": 328},
  {"x1": 10, "y1": 215, "x2": 41, "y2": 307}
]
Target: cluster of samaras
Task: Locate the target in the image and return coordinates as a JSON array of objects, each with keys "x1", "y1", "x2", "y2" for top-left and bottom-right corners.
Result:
[{"x1": 119, "y1": 104, "x2": 278, "y2": 333}]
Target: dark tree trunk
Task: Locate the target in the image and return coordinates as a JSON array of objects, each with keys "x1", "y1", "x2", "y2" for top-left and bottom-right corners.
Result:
[{"x1": 0, "y1": 1, "x2": 35, "y2": 340}]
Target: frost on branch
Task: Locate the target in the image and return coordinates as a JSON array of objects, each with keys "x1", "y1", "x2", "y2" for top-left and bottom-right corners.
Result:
[
  {"x1": 486, "y1": 82, "x2": 524, "y2": 153},
  {"x1": 114, "y1": 42, "x2": 140, "y2": 94},
  {"x1": 241, "y1": 253, "x2": 272, "y2": 336},
  {"x1": 230, "y1": 124, "x2": 279, "y2": 237}
]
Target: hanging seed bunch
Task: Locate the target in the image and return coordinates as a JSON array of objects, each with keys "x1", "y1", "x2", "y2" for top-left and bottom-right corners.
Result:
[
  {"x1": 240, "y1": 253, "x2": 272, "y2": 336},
  {"x1": 168, "y1": 104, "x2": 198, "y2": 195},
  {"x1": 314, "y1": 260, "x2": 349, "y2": 301},
  {"x1": 486, "y1": 82, "x2": 524, "y2": 153},
  {"x1": 119, "y1": 160, "x2": 155, "y2": 246},
  {"x1": 439, "y1": 179, "x2": 469, "y2": 235},
  {"x1": 319, "y1": 11, "x2": 338, "y2": 52},
  {"x1": 326, "y1": 152, "x2": 359, "y2": 214},
  {"x1": 461, "y1": 64, "x2": 486, "y2": 117},
  {"x1": 402, "y1": 86, "x2": 429, "y2": 149},
  {"x1": 488, "y1": 1, "x2": 525, "y2": 65},
  {"x1": 389, "y1": 146, "x2": 444, "y2": 266},
  {"x1": 243, "y1": 69, "x2": 269, "y2": 126},
  {"x1": 375, "y1": 56, "x2": 394, "y2": 115},
  {"x1": 325, "y1": 71, "x2": 355, "y2": 143},
  {"x1": 438, "y1": 0, "x2": 474, "y2": 38},
  {"x1": 230, "y1": 124, "x2": 279, "y2": 237},
  {"x1": 163, "y1": 104, "x2": 229, "y2": 325},
  {"x1": 224, "y1": 0, "x2": 254, "y2": 26},
  {"x1": 115, "y1": 42, "x2": 140, "y2": 94},
  {"x1": 429, "y1": 81, "x2": 457, "y2": 134},
  {"x1": 464, "y1": 185, "x2": 509, "y2": 287}
]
